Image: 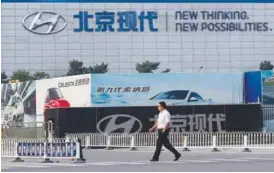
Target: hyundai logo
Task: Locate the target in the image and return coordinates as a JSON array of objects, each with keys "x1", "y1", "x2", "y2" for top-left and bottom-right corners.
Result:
[
  {"x1": 22, "y1": 11, "x2": 67, "y2": 35},
  {"x1": 97, "y1": 114, "x2": 142, "y2": 134}
]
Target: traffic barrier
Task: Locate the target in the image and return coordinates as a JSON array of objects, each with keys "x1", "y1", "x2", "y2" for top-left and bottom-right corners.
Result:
[
  {"x1": 1, "y1": 138, "x2": 18, "y2": 158},
  {"x1": 247, "y1": 132, "x2": 274, "y2": 148},
  {"x1": 216, "y1": 132, "x2": 243, "y2": 148},
  {"x1": 66, "y1": 132, "x2": 274, "y2": 152},
  {"x1": 185, "y1": 132, "x2": 213, "y2": 148},
  {"x1": 1, "y1": 138, "x2": 86, "y2": 163},
  {"x1": 67, "y1": 133, "x2": 108, "y2": 149}
]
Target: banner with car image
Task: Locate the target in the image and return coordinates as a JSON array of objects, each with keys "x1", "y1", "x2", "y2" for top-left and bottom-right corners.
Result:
[
  {"x1": 1, "y1": 81, "x2": 36, "y2": 126},
  {"x1": 36, "y1": 74, "x2": 91, "y2": 122},
  {"x1": 91, "y1": 72, "x2": 244, "y2": 107}
]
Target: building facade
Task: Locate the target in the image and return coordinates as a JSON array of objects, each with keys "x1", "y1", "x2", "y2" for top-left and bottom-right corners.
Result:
[{"x1": 1, "y1": 0, "x2": 274, "y2": 77}]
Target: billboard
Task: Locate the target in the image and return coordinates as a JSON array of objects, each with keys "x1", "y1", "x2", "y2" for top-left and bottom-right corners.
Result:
[
  {"x1": 2, "y1": 0, "x2": 274, "y2": 76},
  {"x1": 36, "y1": 74, "x2": 91, "y2": 120},
  {"x1": 1, "y1": 81, "x2": 36, "y2": 126},
  {"x1": 262, "y1": 70, "x2": 274, "y2": 104},
  {"x1": 91, "y1": 73, "x2": 244, "y2": 107},
  {"x1": 244, "y1": 71, "x2": 262, "y2": 103},
  {"x1": 45, "y1": 104, "x2": 263, "y2": 137}
]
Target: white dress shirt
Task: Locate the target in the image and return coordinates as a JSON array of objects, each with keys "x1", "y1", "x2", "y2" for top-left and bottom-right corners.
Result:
[{"x1": 157, "y1": 109, "x2": 171, "y2": 129}]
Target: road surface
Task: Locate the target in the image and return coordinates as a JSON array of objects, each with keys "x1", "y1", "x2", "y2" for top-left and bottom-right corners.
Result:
[{"x1": 2, "y1": 148, "x2": 274, "y2": 172}]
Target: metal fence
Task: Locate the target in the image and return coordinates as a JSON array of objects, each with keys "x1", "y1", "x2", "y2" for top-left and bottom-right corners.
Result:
[
  {"x1": 66, "y1": 132, "x2": 274, "y2": 150},
  {"x1": 1, "y1": 132, "x2": 274, "y2": 157}
]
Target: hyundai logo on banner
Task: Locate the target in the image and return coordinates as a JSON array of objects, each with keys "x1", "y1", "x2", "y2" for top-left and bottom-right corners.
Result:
[
  {"x1": 22, "y1": 11, "x2": 67, "y2": 35},
  {"x1": 97, "y1": 114, "x2": 142, "y2": 134}
]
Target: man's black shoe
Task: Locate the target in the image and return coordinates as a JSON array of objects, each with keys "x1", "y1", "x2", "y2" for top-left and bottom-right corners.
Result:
[
  {"x1": 174, "y1": 154, "x2": 181, "y2": 161},
  {"x1": 150, "y1": 159, "x2": 159, "y2": 162}
]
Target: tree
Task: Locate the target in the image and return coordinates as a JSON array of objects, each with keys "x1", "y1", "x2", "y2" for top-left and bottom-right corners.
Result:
[
  {"x1": 88, "y1": 63, "x2": 108, "y2": 74},
  {"x1": 10, "y1": 70, "x2": 34, "y2": 82},
  {"x1": 33, "y1": 71, "x2": 50, "y2": 80},
  {"x1": 66, "y1": 60, "x2": 88, "y2": 76},
  {"x1": 260, "y1": 61, "x2": 274, "y2": 70},
  {"x1": 162, "y1": 68, "x2": 171, "y2": 73},
  {"x1": 136, "y1": 61, "x2": 171, "y2": 73},
  {"x1": 136, "y1": 61, "x2": 160, "y2": 73},
  {"x1": 1, "y1": 72, "x2": 8, "y2": 83}
]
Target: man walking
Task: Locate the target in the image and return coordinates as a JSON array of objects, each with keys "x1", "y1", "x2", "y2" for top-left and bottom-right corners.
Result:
[{"x1": 149, "y1": 101, "x2": 181, "y2": 161}]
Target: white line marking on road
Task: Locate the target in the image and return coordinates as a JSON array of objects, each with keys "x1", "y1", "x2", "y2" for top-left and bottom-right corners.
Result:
[
  {"x1": 84, "y1": 149, "x2": 154, "y2": 153},
  {"x1": 210, "y1": 159, "x2": 249, "y2": 162},
  {"x1": 87, "y1": 163, "x2": 118, "y2": 166},
  {"x1": 42, "y1": 163, "x2": 87, "y2": 167},
  {"x1": 114, "y1": 162, "x2": 151, "y2": 165},
  {"x1": 156, "y1": 161, "x2": 188, "y2": 164},
  {"x1": 1, "y1": 165, "x2": 47, "y2": 168},
  {"x1": 182, "y1": 160, "x2": 217, "y2": 163},
  {"x1": 76, "y1": 160, "x2": 216, "y2": 166},
  {"x1": 84, "y1": 161, "x2": 151, "y2": 166},
  {"x1": 2, "y1": 162, "x2": 86, "y2": 168},
  {"x1": 244, "y1": 158, "x2": 274, "y2": 161},
  {"x1": 84, "y1": 150, "x2": 247, "y2": 155}
]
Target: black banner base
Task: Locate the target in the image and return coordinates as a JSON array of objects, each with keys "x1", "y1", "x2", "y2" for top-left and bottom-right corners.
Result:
[
  {"x1": 71, "y1": 158, "x2": 86, "y2": 163},
  {"x1": 182, "y1": 148, "x2": 191, "y2": 152},
  {"x1": 12, "y1": 157, "x2": 24, "y2": 162},
  {"x1": 242, "y1": 148, "x2": 252, "y2": 152},
  {"x1": 106, "y1": 147, "x2": 114, "y2": 150},
  {"x1": 41, "y1": 158, "x2": 54, "y2": 163},
  {"x1": 45, "y1": 104, "x2": 262, "y2": 137},
  {"x1": 211, "y1": 148, "x2": 220, "y2": 152},
  {"x1": 85, "y1": 146, "x2": 105, "y2": 149},
  {"x1": 130, "y1": 147, "x2": 137, "y2": 151}
]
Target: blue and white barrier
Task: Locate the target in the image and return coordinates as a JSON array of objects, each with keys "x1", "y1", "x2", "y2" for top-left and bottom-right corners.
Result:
[{"x1": 2, "y1": 138, "x2": 85, "y2": 163}]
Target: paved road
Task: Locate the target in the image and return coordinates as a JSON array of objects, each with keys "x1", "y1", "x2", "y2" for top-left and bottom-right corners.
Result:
[{"x1": 2, "y1": 148, "x2": 274, "y2": 172}]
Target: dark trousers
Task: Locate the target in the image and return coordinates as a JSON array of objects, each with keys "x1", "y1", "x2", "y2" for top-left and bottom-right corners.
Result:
[{"x1": 152, "y1": 129, "x2": 180, "y2": 160}]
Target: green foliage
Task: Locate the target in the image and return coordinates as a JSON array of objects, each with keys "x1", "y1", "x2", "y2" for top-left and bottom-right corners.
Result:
[
  {"x1": 136, "y1": 61, "x2": 160, "y2": 73},
  {"x1": 66, "y1": 59, "x2": 88, "y2": 76},
  {"x1": 136, "y1": 61, "x2": 171, "y2": 73},
  {"x1": 162, "y1": 68, "x2": 171, "y2": 73},
  {"x1": 66, "y1": 60, "x2": 108, "y2": 75},
  {"x1": 33, "y1": 71, "x2": 50, "y2": 80},
  {"x1": 88, "y1": 63, "x2": 108, "y2": 74},
  {"x1": 10, "y1": 70, "x2": 34, "y2": 82},
  {"x1": 260, "y1": 60, "x2": 274, "y2": 70}
]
